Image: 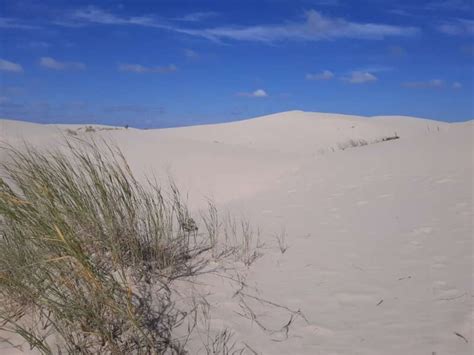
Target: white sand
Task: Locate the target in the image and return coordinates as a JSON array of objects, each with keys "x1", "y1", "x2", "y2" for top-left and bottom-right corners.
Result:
[{"x1": 0, "y1": 111, "x2": 472, "y2": 354}]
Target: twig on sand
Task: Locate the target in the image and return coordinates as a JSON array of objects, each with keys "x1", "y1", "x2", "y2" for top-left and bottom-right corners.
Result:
[
  {"x1": 235, "y1": 298, "x2": 294, "y2": 341},
  {"x1": 243, "y1": 342, "x2": 259, "y2": 354},
  {"x1": 238, "y1": 291, "x2": 308, "y2": 323},
  {"x1": 351, "y1": 263, "x2": 366, "y2": 272},
  {"x1": 437, "y1": 293, "x2": 466, "y2": 301},
  {"x1": 454, "y1": 332, "x2": 468, "y2": 343}
]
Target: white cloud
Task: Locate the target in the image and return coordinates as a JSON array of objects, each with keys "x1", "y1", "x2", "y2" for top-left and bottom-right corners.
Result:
[
  {"x1": 253, "y1": 89, "x2": 268, "y2": 97},
  {"x1": 73, "y1": 7, "x2": 136, "y2": 25},
  {"x1": 306, "y1": 70, "x2": 334, "y2": 80},
  {"x1": 452, "y1": 82, "x2": 462, "y2": 89},
  {"x1": 182, "y1": 10, "x2": 419, "y2": 42},
  {"x1": 0, "y1": 59, "x2": 23, "y2": 73},
  {"x1": 0, "y1": 17, "x2": 38, "y2": 30},
  {"x1": 345, "y1": 71, "x2": 377, "y2": 84},
  {"x1": 118, "y1": 63, "x2": 177, "y2": 73},
  {"x1": 65, "y1": 6, "x2": 166, "y2": 28},
  {"x1": 184, "y1": 49, "x2": 199, "y2": 59},
  {"x1": 40, "y1": 57, "x2": 85, "y2": 70},
  {"x1": 402, "y1": 79, "x2": 445, "y2": 88},
  {"x1": 438, "y1": 19, "x2": 474, "y2": 35},
  {"x1": 174, "y1": 12, "x2": 218, "y2": 22},
  {"x1": 237, "y1": 89, "x2": 268, "y2": 98},
  {"x1": 65, "y1": 8, "x2": 419, "y2": 43},
  {"x1": 23, "y1": 41, "x2": 50, "y2": 49},
  {"x1": 387, "y1": 9, "x2": 413, "y2": 17}
]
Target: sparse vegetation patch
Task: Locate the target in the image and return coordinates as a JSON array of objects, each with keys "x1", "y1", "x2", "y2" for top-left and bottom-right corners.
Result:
[{"x1": 0, "y1": 140, "x2": 267, "y2": 354}]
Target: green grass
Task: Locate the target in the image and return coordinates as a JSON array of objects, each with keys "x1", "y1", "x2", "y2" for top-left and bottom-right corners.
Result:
[{"x1": 0, "y1": 140, "x2": 226, "y2": 354}]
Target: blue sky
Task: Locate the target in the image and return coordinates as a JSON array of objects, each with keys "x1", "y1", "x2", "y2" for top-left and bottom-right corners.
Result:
[{"x1": 0, "y1": 0, "x2": 473, "y2": 127}]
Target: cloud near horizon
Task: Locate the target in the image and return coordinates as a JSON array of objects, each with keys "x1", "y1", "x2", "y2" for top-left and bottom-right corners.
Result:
[
  {"x1": 173, "y1": 12, "x2": 219, "y2": 22},
  {"x1": 65, "y1": 7, "x2": 419, "y2": 43},
  {"x1": 40, "y1": 57, "x2": 85, "y2": 70},
  {"x1": 118, "y1": 63, "x2": 177, "y2": 73},
  {"x1": 0, "y1": 58, "x2": 23, "y2": 72},
  {"x1": 437, "y1": 19, "x2": 474, "y2": 35},
  {"x1": 237, "y1": 89, "x2": 268, "y2": 98},
  {"x1": 306, "y1": 70, "x2": 334, "y2": 80},
  {"x1": 184, "y1": 49, "x2": 199, "y2": 59},
  {"x1": 402, "y1": 79, "x2": 445, "y2": 88},
  {"x1": 344, "y1": 71, "x2": 378, "y2": 84}
]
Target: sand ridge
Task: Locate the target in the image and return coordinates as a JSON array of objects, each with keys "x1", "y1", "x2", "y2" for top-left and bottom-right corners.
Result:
[{"x1": 0, "y1": 111, "x2": 472, "y2": 354}]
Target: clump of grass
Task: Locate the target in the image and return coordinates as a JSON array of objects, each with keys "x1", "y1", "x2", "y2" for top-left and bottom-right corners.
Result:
[
  {"x1": 337, "y1": 138, "x2": 368, "y2": 151},
  {"x1": 65, "y1": 128, "x2": 78, "y2": 136},
  {"x1": 0, "y1": 140, "x2": 226, "y2": 353}
]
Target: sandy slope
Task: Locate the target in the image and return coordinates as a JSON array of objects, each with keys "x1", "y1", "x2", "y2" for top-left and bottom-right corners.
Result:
[{"x1": 0, "y1": 111, "x2": 472, "y2": 354}]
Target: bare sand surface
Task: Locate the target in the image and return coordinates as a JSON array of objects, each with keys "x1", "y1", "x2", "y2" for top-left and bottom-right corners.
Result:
[{"x1": 0, "y1": 111, "x2": 472, "y2": 354}]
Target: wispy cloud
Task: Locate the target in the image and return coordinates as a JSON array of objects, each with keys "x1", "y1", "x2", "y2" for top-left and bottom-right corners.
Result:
[
  {"x1": 62, "y1": 6, "x2": 167, "y2": 29},
  {"x1": 40, "y1": 57, "x2": 85, "y2": 70},
  {"x1": 306, "y1": 70, "x2": 334, "y2": 80},
  {"x1": 184, "y1": 49, "x2": 199, "y2": 59},
  {"x1": 173, "y1": 12, "x2": 218, "y2": 22},
  {"x1": 389, "y1": 1, "x2": 473, "y2": 17},
  {"x1": 387, "y1": 9, "x2": 413, "y2": 17},
  {"x1": 344, "y1": 71, "x2": 377, "y2": 84},
  {"x1": 19, "y1": 41, "x2": 50, "y2": 49},
  {"x1": 425, "y1": 0, "x2": 473, "y2": 11},
  {"x1": 404, "y1": 79, "x2": 463, "y2": 90},
  {"x1": 402, "y1": 79, "x2": 444, "y2": 88},
  {"x1": 437, "y1": 19, "x2": 474, "y2": 35},
  {"x1": 118, "y1": 63, "x2": 177, "y2": 73},
  {"x1": 180, "y1": 10, "x2": 419, "y2": 42},
  {"x1": 0, "y1": 17, "x2": 38, "y2": 30},
  {"x1": 0, "y1": 59, "x2": 23, "y2": 73},
  {"x1": 237, "y1": 89, "x2": 268, "y2": 98},
  {"x1": 61, "y1": 7, "x2": 419, "y2": 43}
]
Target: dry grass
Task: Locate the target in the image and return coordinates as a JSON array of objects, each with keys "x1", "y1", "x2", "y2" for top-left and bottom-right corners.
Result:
[
  {"x1": 274, "y1": 228, "x2": 288, "y2": 254},
  {"x1": 0, "y1": 139, "x2": 251, "y2": 354}
]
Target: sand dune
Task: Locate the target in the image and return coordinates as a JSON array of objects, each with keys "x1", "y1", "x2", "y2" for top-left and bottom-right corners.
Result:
[{"x1": 0, "y1": 111, "x2": 472, "y2": 354}]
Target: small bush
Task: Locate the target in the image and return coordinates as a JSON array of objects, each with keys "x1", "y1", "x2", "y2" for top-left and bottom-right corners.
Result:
[
  {"x1": 65, "y1": 128, "x2": 78, "y2": 136},
  {"x1": 0, "y1": 140, "x2": 230, "y2": 353},
  {"x1": 380, "y1": 134, "x2": 399, "y2": 142}
]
